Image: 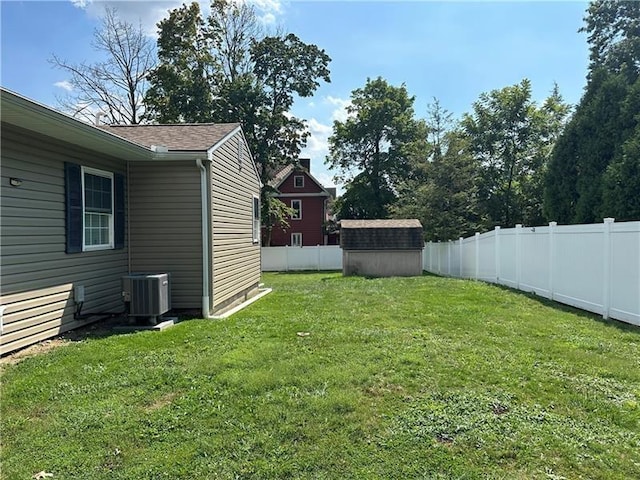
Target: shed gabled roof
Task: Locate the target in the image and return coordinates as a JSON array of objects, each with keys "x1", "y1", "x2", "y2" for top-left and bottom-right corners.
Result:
[
  {"x1": 340, "y1": 219, "x2": 424, "y2": 250},
  {"x1": 341, "y1": 219, "x2": 422, "y2": 229},
  {"x1": 103, "y1": 123, "x2": 240, "y2": 151}
]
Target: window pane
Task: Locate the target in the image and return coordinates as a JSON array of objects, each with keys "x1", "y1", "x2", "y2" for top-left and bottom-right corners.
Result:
[
  {"x1": 84, "y1": 212, "x2": 111, "y2": 247},
  {"x1": 85, "y1": 172, "x2": 112, "y2": 213}
]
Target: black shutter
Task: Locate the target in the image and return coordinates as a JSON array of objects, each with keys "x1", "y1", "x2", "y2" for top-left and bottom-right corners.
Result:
[
  {"x1": 65, "y1": 162, "x2": 83, "y2": 253},
  {"x1": 114, "y1": 173, "x2": 125, "y2": 249}
]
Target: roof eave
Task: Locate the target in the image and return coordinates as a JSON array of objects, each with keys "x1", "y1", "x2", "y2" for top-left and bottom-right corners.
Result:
[{"x1": 1, "y1": 88, "x2": 152, "y2": 162}]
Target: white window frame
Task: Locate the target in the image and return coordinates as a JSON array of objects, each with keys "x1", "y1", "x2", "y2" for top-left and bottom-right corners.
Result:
[
  {"x1": 291, "y1": 232, "x2": 302, "y2": 247},
  {"x1": 252, "y1": 194, "x2": 260, "y2": 244},
  {"x1": 291, "y1": 199, "x2": 302, "y2": 220},
  {"x1": 293, "y1": 175, "x2": 304, "y2": 188},
  {"x1": 82, "y1": 166, "x2": 114, "y2": 251}
]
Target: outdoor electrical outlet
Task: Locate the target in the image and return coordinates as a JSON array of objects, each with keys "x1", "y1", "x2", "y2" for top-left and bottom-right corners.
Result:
[{"x1": 74, "y1": 285, "x2": 85, "y2": 303}]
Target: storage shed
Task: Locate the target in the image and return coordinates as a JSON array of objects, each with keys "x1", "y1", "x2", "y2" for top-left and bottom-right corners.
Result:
[{"x1": 340, "y1": 219, "x2": 424, "y2": 277}]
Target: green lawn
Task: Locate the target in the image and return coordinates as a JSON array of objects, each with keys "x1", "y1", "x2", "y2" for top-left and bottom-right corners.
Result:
[{"x1": 2, "y1": 272, "x2": 639, "y2": 479}]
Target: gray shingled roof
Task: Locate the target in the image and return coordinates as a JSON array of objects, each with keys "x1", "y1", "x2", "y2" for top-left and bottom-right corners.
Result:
[
  {"x1": 103, "y1": 123, "x2": 240, "y2": 151},
  {"x1": 340, "y1": 219, "x2": 424, "y2": 250},
  {"x1": 341, "y1": 219, "x2": 422, "y2": 229}
]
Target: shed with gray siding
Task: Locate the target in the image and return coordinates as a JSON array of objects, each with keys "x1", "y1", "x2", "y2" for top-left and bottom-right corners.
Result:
[
  {"x1": 340, "y1": 219, "x2": 424, "y2": 277},
  {"x1": 1, "y1": 88, "x2": 262, "y2": 355}
]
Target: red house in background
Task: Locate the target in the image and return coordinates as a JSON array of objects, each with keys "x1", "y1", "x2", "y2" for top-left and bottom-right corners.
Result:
[{"x1": 266, "y1": 158, "x2": 337, "y2": 246}]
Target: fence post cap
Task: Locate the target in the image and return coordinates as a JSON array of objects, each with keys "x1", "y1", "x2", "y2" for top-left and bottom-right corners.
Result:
[
  {"x1": 515, "y1": 224, "x2": 523, "y2": 229},
  {"x1": 495, "y1": 226, "x2": 501, "y2": 231},
  {"x1": 603, "y1": 217, "x2": 615, "y2": 223},
  {"x1": 549, "y1": 221, "x2": 557, "y2": 227},
  {"x1": 475, "y1": 232, "x2": 480, "y2": 237}
]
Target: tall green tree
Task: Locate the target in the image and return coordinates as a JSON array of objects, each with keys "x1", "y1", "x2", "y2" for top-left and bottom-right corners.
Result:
[
  {"x1": 393, "y1": 99, "x2": 481, "y2": 240},
  {"x1": 144, "y1": 1, "x2": 331, "y2": 235},
  {"x1": 393, "y1": 129, "x2": 482, "y2": 241},
  {"x1": 581, "y1": 0, "x2": 640, "y2": 79},
  {"x1": 463, "y1": 79, "x2": 569, "y2": 228},
  {"x1": 601, "y1": 76, "x2": 640, "y2": 220},
  {"x1": 545, "y1": 1, "x2": 640, "y2": 223},
  {"x1": 144, "y1": 2, "x2": 215, "y2": 123},
  {"x1": 327, "y1": 77, "x2": 423, "y2": 219}
]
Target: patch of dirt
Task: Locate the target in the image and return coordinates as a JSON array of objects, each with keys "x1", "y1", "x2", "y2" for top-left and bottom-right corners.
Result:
[
  {"x1": 145, "y1": 392, "x2": 180, "y2": 412},
  {"x1": 0, "y1": 339, "x2": 71, "y2": 366},
  {"x1": 364, "y1": 382, "x2": 405, "y2": 397},
  {"x1": 435, "y1": 433, "x2": 454, "y2": 444},
  {"x1": 0, "y1": 315, "x2": 124, "y2": 367},
  {"x1": 492, "y1": 403, "x2": 510, "y2": 415}
]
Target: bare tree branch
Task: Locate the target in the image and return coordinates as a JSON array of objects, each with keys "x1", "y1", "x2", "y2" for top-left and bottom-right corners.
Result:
[{"x1": 50, "y1": 6, "x2": 156, "y2": 125}]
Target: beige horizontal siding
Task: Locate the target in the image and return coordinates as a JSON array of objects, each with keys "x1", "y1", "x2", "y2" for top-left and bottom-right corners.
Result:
[
  {"x1": 0, "y1": 124, "x2": 129, "y2": 355},
  {"x1": 210, "y1": 132, "x2": 261, "y2": 310},
  {"x1": 128, "y1": 161, "x2": 202, "y2": 309}
]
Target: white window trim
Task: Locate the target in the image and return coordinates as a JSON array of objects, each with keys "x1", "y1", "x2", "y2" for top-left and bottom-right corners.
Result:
[
  {"x1": 291, "y1": 199, "x2": 302, "y2": 220},
  {"x1": 82, "y1": 166, "x2": 114, "y2": 252},
  {"x1": 252, "y1": 194, "x2": 260, "y2": 244},
  {"x1": 293, "y1": 175, "x2": 304, "y2": 188},
  {"x1": 291, "y1": 232, "x2": 302, "y2": 247}
]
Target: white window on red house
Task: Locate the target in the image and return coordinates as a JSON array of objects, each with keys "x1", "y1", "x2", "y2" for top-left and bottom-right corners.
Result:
[
  {"x1": 294, "y1": 175, "x2": 304, "y2": 188},
  {"x1": 291, "y1": 199, "x2": 302, "y2": 219},
  {"x1": 291, "y1": 232, "x2": 302, "y2": 246}
]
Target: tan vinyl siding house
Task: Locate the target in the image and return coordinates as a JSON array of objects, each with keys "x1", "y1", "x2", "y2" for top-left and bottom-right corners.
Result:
[
  {"x1": 128, "y1": 162, "x2": 202, "y2": 309},
  {"x1": 0, "y1": 88, "x2": 263, "y2": 355},
  {"x1": 1, "y1": 125, "x2": 130, "y2": 354},
  {"x1": 210, "y1": 134, "x2": 261, "y2": 310}
]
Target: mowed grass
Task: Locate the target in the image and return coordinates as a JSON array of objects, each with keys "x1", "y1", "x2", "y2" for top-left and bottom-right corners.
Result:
[{"x1": 2, "y1": 272, "x2": 640, "y2": 479}]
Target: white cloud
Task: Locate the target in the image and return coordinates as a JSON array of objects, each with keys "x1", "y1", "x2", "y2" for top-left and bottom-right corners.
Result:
[
  {"x1": 54, "y1": 80, "x2": 74, "y2": 92},
  {"x1": 71, "y1": 0, "x2": 285, "y2": 38},
  {"x1": 304, "y1": 117, "x2": 331, "y2": 156},
  {"x1": 250, "y1": 0, "x2": 282, "y2": 14},
  {"x1": 325, "y1": 96, "x2": 351, "y2": 123},
  {"x1": 315, "y1": 171, "x2": 336, "y2": 189},
  {"x1": 70, "y1": 1, "x2": 210, "y2": 37},
  {"x1": 259, "y1": 12, "x2": 276, "y2": 25},
  {"x1": 299, "y1": 117, "x2": 345, "y2": 193}
]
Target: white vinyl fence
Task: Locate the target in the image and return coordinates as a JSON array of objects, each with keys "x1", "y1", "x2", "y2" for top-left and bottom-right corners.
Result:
[
  {"x1": 424, "y1": 219, "x2": 640, "y2": 326},
  {"x1": 261, "y1": 220, "x2": 640, "y2": 327},
  {"x1": 262, "y1": 245, "x2": 342, "y2": 271}
]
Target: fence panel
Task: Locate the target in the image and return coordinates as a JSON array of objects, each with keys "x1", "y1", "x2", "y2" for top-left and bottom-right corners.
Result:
[
  {"x1": 553, "y1": 227, "x2": 604, "y2": 315},
  {"x1": 520, "y1": 227, "x2": 551, "y2": 297},
  {"x1": 461, "y1": 238, "x2": 476, "y2": 278},
  {"x1": 498, "y1": 230, "x2": 517, "y2": 288},
  {"x1": 478, "y1": 231, "x2": 496, "y2": 282},
  {"x1": 261, "y1": 245, "x2": 342, "y2": 271},
  {"x1": 610, "y1": 222, "x2": 640, "y2": 325}
]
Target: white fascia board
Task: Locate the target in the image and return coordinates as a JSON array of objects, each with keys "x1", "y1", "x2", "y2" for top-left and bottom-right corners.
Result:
[
  {"x1": 141, "y1": 151, "x2": 208, "y2": 162},
  {"x1": 206, "y1": 125, "x2": 263, "y2": 188},
  {"x1": 206, "y1": 125, "x2": 242, "y2": 158}
]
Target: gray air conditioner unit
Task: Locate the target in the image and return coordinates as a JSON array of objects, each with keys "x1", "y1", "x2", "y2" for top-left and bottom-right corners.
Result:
[{"x1": 122, "y1": 273, "x2": 171, "y2": 320}]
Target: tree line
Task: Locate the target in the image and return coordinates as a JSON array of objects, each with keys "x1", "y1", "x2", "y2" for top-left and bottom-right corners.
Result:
[{"x1": 52, "y1": 1, "x2": 639, "y2": 241}]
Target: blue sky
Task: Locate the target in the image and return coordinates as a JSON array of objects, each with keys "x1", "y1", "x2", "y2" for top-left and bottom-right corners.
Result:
[{"x1": 1, "y1": 1, "x2": 590, "y2": 190}]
